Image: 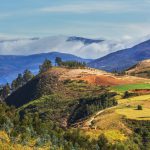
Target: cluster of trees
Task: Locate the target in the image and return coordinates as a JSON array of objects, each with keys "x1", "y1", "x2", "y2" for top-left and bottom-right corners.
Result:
[
  {"x1": 0, "y1": 56, "x2": 85, "y2": 100},
  {"x1": 112, "y1": 70, "x2": 126, "y2": 76},
  {"x1": 0, "y1": 69, "x2": 34, "y2": 100},
  {"x1": 69, "y1": 92, "x2": 118, "y2": 124},
  {"x1": 39, "y1": 59, "x2": 52, "y2": 73},
  {"x1": 122, "y1": 91, "x2": 138, "y2": 99},
  {"x1": 0, "y1": 57, "x2": 53, "y2": 100},
  {"x1": 55, "y1": 57, "x2": 86, "y2": 68},
  {"x1": 0, "y1": 58, "x2": 52, "y2": 100},
  {"x1": 38, "y1": 57, "x2": 86, "y2": 74},
  {"x1": 0, "y1": 101, "x2": 143, "y2": 150},
  {"x1": 11, "y1": 70, "x2": 34, "y2": 92},
  {"x1": 126, "y1": 119, "x2": 150, "y2": 150},
  {"x1": 0, "y1": 83, "x2": 10, "y2": 99},
  {"x1": 39, "y1": 57, "x2": 86, "y2": 74}
]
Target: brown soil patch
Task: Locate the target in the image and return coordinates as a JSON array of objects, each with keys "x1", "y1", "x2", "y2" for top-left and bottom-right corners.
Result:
[
  {"x1": 80, "y1": 75, "x2": 150, "y2": 86},
  {"x1": 47, "y1": 67, "x2": 150, "y2": 86}
]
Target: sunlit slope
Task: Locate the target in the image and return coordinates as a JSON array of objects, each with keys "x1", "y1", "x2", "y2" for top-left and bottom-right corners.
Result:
[
  {"x1": 81, "y1": 93, "x2": 150, "y2": 143},
  {"x1": 127, "y1": 59, "x2": 150, "y2": 78}
]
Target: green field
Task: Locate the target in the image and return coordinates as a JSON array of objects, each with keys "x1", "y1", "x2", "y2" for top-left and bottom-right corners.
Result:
[
  {"x1": 111, "y1": 83, "x2": 150, "y2": 92},
  {"x1": 116, "y1": 107, "x2": 150, "y2": 120}
]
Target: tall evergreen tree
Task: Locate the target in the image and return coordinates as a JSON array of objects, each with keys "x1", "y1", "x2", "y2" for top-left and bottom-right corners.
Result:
[
  {"x1": 1, "y1": 83, "x2": 11, "y2": 99},
  {"x1": 16, "y1": 73, "x2": 24, "y2": 88},
  {"x1": 11, "y1": 74, "x2": 24, "y2": 91},
  {"x1": 11, "y1": 79, "x2": 17, "y2": 92},
  {"x1": 23, "y1": 69, "x2": 34, "y2": 83},
  {"x1": 55, "y1": 57, "x2": 62, "y2": 66},
  {"x1": 39, "y1": 59, "x2": 52, "y2": 73}
]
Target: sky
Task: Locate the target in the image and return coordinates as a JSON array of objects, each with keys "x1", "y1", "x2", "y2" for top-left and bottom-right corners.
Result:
[{"x1": 0, "y1": 0, "x2": 150, "y2": 40}]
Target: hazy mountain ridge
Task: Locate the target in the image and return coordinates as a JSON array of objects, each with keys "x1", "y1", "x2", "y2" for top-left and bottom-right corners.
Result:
[{"x1": 89, "y1": 39, "x2": 150, "y2": 72}]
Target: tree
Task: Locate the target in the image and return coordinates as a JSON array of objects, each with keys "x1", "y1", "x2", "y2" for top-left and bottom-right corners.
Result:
[
  {"x1": 39, "y1": 59, "x2": 52, "y2": 73},
  {"x1": 123, "y1": 91, "x2": 130, "y2": 99},
  {"x1": 97, "y1": 134, "x2": 109, "y2": 149},
  {"x1": 23, "y1": 69, "x2": 34, "y2": 83},
  {"x1": 1, "y1": 83, "x2": 11, "y2": 99},
  {"x1": 11, "y1": 79, "x2": 18, "y2": 92},
  {"x1": 55, "y1": 57, "x2": 62, "y2": 66},
  {"x1": 11, "y1": 73, "x2": 24, "y2": 91},
  {"x1": 16, "y1": 73, "x2": 24, "y2": 89},
  {"x1": 137, "y1": 105, "x2": 143, "y2": 110},
  {"x1": 11, "y1": 70, "x2": 33, "y2": 92},
  {"x1": 61, "y1": 61, "x2": 86, "y2": 68}
]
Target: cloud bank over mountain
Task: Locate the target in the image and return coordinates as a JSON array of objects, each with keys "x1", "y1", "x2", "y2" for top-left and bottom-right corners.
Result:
[{"x1": 0, "y1": 35, "x2": 149, "y2": 59}]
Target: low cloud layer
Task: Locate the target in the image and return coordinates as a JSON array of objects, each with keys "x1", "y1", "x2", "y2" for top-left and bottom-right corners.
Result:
[{"x1": 0, "y1": 35, "x2": 148, "y2": 59}]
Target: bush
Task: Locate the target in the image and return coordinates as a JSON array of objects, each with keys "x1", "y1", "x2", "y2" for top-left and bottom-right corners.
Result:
[
  {"x1": 137, "y1": 105, "x2": 143, "y2": 110},
  {"x1": 123, "y1": 91, "x2": 137, "y2": 99}
]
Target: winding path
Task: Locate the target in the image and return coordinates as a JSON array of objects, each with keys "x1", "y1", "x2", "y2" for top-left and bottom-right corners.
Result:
[{"x1": 85, "y1": 106, "x2": 117, "y2": 127}]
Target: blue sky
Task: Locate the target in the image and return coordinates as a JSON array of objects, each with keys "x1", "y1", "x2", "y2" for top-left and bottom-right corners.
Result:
[{"x1": 0, "y1": 0, "x2": 150, "y2": 39}]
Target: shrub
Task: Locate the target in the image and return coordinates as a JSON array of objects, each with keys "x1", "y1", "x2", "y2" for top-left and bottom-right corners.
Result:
[{"x1": 137, "y1": 105, "x2": 143, "y2": 110}]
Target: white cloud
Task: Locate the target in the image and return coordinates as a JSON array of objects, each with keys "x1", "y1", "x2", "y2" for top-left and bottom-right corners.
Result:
[
  {"x1": 39, "y1": 1, "x2": 147, "y2": 14},
  {"x1": 0, "y1": 35, "x2": 149, "y2": 59}
]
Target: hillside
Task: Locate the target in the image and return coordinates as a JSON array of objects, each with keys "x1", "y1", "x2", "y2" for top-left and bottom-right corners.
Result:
[
  {"x1": 2, "y1": 67, "x2": 150, "y2": 149},
  {"x1": 0, "y1": 52, "x2": 91, "y2": 84},
  {"x1": 6, "y1": 67, "x2": 150, "y2": 107},
  {"x1": 88, "y1": 39, "x2": 150, "y2": 72},
  {"x1": 126, "y1": 59, "x2": 150, "y2": 78},
  {"x1": 80, "y1": 94, "x2": 150, "y2": 146},
  {"x1": 5, "y1": 68, "x2": 113, "y2": 107}
]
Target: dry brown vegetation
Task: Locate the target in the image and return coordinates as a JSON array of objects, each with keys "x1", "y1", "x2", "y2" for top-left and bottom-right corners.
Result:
[{"x1": 47, "y1": 67, "x2": 150, "y2": 86}]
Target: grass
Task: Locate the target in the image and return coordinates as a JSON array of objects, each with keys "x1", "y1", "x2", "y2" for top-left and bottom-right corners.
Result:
[
  {"x1": 118, "y1": 94, "x2": 150, "y2": 104},
  {"x1": 116, "y1": 107, "x2": 150, "y2": 120},
  {"x1": 17, "y1": 94, "x2": 64, "y2": 112},
  {"x1": 84, "y1": 130, "x2": 102, "y2": 140},
  {"x1": 82, "y1": 87, "x2": 150, "y2": 145},
  {"x1": 111, "y1": 83, "x2": 150, "y2": 92},
  {"x1": 84, "y1": 129, "x2": 127, "y2": 142},
  {"x1": 104, "y1": 130, "x2": 127, "y2": 142},
  {"x1": 116, "y1": 94, "x2": 150, "y2": 120}
]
